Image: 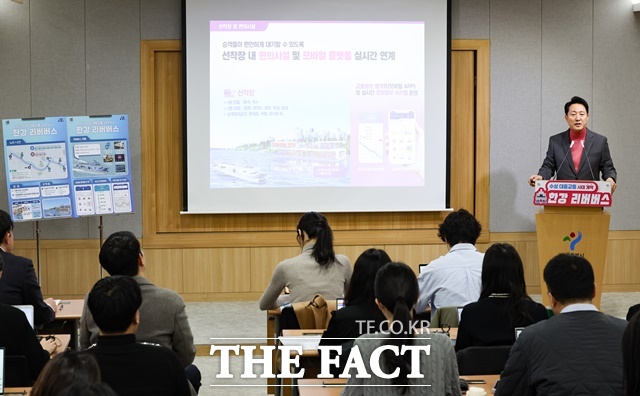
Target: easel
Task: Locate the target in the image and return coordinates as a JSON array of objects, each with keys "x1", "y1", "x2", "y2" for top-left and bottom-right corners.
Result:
[{"x1": 35, "y1": 215, "x2": 106, "y2": 283}]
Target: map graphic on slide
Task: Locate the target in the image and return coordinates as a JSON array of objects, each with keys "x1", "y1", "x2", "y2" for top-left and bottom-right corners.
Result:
[{"x1": 6, "y1": 143, "x2": 68, "y2": 182}]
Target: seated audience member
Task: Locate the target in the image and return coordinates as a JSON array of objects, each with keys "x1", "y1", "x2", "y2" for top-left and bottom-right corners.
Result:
[
  {"x1": 259, "y1": 212, "x2": 352, "y2": 310},
  {"x1": 416, "y1": 209, "x2": 484, "y2": 318},
  {"x1": 80, "y1": 231, "x2": 200, "y2": 393},
  {"x1": 627, "y1": 303, "x2": 640, "y2": 321},
  {"x1": 320, "y1": 248, "x2": 391, "y2": 376},
  {"x1": 84, "y1": 276, "x2": 192, "y2": 396},
  {"x1": 31, "y1": 351, "x2": 103, "y2": 396},
  {"x1": 455, "y1": 243, "x2": 547, "y2": 351},
  {"x1": 60, "y1": 383, "x2": 118, "y2": 396},
  {"x1": 0, "y1": 256, "x2": 56, "y2": 382},
  {"x1": 623, "y1": 311, "x2": 640, "y2": 396},
  {"x1": 497, "y1": 254, "x2": 627, "y2": 395},
  {"x1": 343, "y1": 262, "x2": 461, "y2": 395},
  {"x1": 0, "y1": 209, "x2": 58, "y2": 326}
]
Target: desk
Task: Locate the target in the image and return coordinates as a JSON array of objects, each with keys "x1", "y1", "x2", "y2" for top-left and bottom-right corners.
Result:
[
  {"x1": 3, "y1": 388, "x2": 31, "y2": 395},
  {"x1": 45, "y1": 299, "x2": 84, "y2": 350},
  {"x1": 267, "y1": 307, "x2": 282, "y2": 395},
  {"x1": 48, "y1": 334, "x2": 71, "y2": 356},
  {"x1": 297, "y1": 375, "x2": 499, "y2": 396}
]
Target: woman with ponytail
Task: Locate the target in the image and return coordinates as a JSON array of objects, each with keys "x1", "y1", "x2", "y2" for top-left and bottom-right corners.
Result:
[
  {"x1": 342, "y1": 262, "x2": 461, "y2": 395},
  {"x1": 259, "y1": 212, "x2": 352, "y2": 310}
]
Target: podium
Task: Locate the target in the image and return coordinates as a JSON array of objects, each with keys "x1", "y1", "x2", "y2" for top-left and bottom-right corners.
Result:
[{"x1": 533, "y1": 180, "x2": 613, "y2": 309}]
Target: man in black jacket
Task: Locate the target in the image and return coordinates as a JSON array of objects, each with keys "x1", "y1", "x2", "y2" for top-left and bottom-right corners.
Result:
[
  {"x1": 497, "y1": 254, "x2": 626, "y2": 395},
  {"x1": 84, "y1": 275, "x2": 192, "y2": 396}
]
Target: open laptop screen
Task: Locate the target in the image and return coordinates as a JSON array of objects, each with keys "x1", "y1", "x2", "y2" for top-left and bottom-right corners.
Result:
[
  {"x1": 0, "y1": 347, "x2": 5, "y2": 394},
  {"x1": 12, "y1": 305, "x2": 35, "y2": 329}
]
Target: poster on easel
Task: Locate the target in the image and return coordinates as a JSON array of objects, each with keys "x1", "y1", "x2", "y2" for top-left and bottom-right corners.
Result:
[{"x1": 2, "y1": 115, "x2": 135, "y2": 222}]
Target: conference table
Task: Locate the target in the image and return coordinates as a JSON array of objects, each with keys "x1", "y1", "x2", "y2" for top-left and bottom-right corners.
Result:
[
  {"x1": 297, "y1": 375, "x2": 500, "y2": 396},
  {"x1": 3, "y1": 388, "x2": 31, "y2": 395},
  {"x1": 46, "y1": 299, "x2": 84, "y2": 350}
]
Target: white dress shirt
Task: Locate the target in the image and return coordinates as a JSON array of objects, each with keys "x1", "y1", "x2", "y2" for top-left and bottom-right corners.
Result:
[{"x1": 415, "y1": 243, "x2": 484, "y2": 316}]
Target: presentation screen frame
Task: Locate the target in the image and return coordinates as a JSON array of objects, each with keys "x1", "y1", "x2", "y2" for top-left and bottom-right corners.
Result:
[{"x1": 182, "y1": 0, "x2": 451, "y2": 214}]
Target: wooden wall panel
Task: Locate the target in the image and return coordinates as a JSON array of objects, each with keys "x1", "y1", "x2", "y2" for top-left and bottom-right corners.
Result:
[
  {"x1": 44, "y1": 248, "x2": 100, "y2": 296},
  {"x1": 143, "y1": 248, "x2": 185, "y2": 293},
  {"x1": 140, "y1": 40, "x2": 491, "y2": 249},
  {"x1": 182, "y1": 248, "x2": 251, "y2": 293},
  {"x1": 12, "y1": 232, "x2": 640, "y2": 300},
  {"x1": 450, "y1": 50, "x2": 476, "y2": 212}
]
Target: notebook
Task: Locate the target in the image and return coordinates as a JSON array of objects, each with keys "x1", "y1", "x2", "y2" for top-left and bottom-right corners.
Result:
[{"x1": 12, "y1": 305, "x2": 34, "y2": 329}]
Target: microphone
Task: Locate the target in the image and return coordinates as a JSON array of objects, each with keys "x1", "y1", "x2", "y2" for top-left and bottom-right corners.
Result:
[
  {"x1": 552, "y1": 140, "x2": 575, "y2": 180},
  {"x1": 581, "y1": 140, "x2": 596, "y2": 180}
]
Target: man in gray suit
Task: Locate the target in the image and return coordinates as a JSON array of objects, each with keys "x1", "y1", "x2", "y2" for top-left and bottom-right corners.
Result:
[
  {"x1": 529, "y1": 96, "x2": 617, "y2": 192},
  {"x1": 79, "y1": 231, "x2": 200, "y2": 393}
]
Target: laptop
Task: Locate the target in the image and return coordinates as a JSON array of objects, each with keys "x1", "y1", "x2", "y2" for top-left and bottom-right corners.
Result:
[
  {"x1": 336, "y1": 298, "x2": 345, "y2": 310},
  {"x1": 457, "y1": 306, "x2": 464, "y2": 323},
  {"x1": 0, "y1": 347, "x2": 4, "y2": 394},
  {"x1": 418, "y1": 264, "x2": 428, "y2": 273},
  {"x1": 12, "y1": 305, "x2": 34, "y2": 329}
]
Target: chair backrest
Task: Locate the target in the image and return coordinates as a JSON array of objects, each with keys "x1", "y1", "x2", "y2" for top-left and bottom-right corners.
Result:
[
  {"x1": 5, "y1": 355, "x2": 33, "y2": 387},
  {"x1": 431, "y1": 306, "x2": 460, "y2": 328},
  {"x1": 456, "y1": 346, "x2": 512, "y2": 375}
]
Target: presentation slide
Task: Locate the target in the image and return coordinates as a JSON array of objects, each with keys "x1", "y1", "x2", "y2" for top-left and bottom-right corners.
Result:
[
  {"x1": 2, "y1": 115, "x2": 135, "y2": 222},
  {"x1": 210, "y1": 21, "x2": 424, "y2": 189},
  {"x1": 186, "y1": 0, "x2": 449, "y2": 213}
]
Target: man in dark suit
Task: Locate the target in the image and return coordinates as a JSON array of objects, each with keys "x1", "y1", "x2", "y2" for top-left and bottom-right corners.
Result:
[
  {"x1": 0, "y1": 255, "x2": 57, "y2": 383},
  {"x1": 0, "y1": 209, "x2": 58, "y2": 326},
  {"x1": 529, "y1": 96, "x2": 617, "y2": 192},
  {"x1": 496, "y1": 254, "x2": 626, "y2": 395}
]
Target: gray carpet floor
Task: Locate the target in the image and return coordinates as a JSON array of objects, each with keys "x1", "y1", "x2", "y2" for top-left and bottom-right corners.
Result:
[{"x1": 187, "y1": 293, "x2": 640, "y2": 396}]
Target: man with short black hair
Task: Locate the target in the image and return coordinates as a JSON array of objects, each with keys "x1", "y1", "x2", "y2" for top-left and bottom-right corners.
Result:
[
  {"x1": 415, "y1": 209, "x2": 484, "y2": 317},
  {"x1": 84, "y1": 276, "x2": 191, "y2": 396},
  {"x1": 80, "y1": 231, "x2": 200, "y2": 392},
  {"x1": 497, "y1": 254, "x2": 626, "y2": 395},
  {"x1": 529, "y1": 96, "x2": 617, "y2": 191},
  {"x1": 0, "y1": 209, "x2": 58, "y2": 326}
]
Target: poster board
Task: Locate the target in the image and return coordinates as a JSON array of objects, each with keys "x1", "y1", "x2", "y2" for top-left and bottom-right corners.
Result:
[{"x1": 2, "y1": 115, "x2": 134, "y2": 222}]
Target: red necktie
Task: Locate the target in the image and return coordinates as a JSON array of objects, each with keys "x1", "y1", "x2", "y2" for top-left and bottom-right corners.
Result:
[{"x1": 571, "y1": 140, "x2": 583, "y2": 172}]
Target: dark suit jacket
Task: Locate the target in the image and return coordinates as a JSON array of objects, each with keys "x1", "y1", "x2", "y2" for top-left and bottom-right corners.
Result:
[
  {"x1": 538, "y1": 129, "x2": 616, "y2": 182},
  {"x1": 0, "y1": 303, "x2": 50, "y2": 380},
  {"x1": 0, "y1": 250, "x2": 54, "y2": 326},
  {"x1": 496, "y1": 310, "x2": 626, "y2": 396},
  {"x1": 455, "y1": 298, "x2": 548, "y2": 351}
]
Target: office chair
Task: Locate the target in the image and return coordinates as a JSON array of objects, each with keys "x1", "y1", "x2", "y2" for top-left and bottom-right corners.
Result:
[{"x1": 456, "y1": 345, "x2": 512, "y2": 375}]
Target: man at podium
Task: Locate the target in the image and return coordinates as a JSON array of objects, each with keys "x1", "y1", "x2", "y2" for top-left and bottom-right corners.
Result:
[{"x1": 528, "y1": 96, "x2": 617, "y2": 192}]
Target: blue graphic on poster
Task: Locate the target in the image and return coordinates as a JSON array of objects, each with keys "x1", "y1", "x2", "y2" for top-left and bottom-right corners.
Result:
[{"x1": 2, "y1": 115, "x2": 134, "y2": 222}]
